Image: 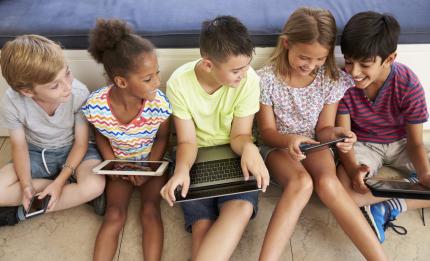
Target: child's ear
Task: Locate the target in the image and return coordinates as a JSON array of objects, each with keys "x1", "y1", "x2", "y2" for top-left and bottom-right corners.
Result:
[
  {"x1": 19, "y1": 88, "x2": 35, "y2": 98},
  {"x1": 383, "y1": 52, "x2": 397, "y2": 66},
  {"x1": 113, "y1": 76, "x2": 128, "y2": 89},
  {"x1": 200, "y1": 58, "x2": 213, "y2": 72},
  {"x1": 283, "y1": 37, "x2": 289, "y2": 49}
]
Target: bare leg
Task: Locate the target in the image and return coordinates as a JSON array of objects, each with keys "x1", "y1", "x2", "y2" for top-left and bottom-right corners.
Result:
[
  {"x1": 191, "y1": 220, "x2": 213, "y2": 260},
  {"x1": 139, "y1": 175, "x2": 166, "y2": 261},
  {"x1": 305, "y1": 150, "x2": 387, "y2": 261},
  {"x1": 0, "y1": 163, "x2": 53, "y2": 206},
  {"x1": 49, "y1": 159, "x2": 105, "y2": 212},
  {"x1": 93, "y1": 178, "x2": 134, "y2": 261},
  {"x1": 259, "y1": 150, "x2": 313, "y2": 261},
  {"x1": 194, "y1": 200, "x2": 253, "y2": 261}
]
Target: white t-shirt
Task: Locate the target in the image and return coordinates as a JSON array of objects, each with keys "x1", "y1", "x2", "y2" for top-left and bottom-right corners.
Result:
[{"x1": 0, "y1": 79, "x2": 89, "y2": 149}]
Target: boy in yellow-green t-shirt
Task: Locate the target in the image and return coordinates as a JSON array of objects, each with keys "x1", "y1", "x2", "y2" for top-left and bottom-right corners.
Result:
[{"x1": 160, "y1": 16, "x2": 269, "y2": 260}]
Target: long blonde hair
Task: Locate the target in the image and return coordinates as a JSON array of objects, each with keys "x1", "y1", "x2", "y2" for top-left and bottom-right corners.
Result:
[{"x1": 269, "y1": 7, "x2": 339, "y2": 81}]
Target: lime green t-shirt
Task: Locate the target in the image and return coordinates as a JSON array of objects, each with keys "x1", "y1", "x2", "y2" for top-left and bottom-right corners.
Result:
[{"x1": 166, "y1": 59, "x2": 260, "y2": 147}]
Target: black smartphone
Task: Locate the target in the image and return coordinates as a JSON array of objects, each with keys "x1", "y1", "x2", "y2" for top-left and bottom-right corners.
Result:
[
  {"x1": 24, "y1": 195, "x2": 51, "y2": 218},
  {"x1": 365, "y1": 179, "x2": 430, "y2": 200},
  {"x1": 299, "y1": 137, "x2": 346, "y2": 154}
]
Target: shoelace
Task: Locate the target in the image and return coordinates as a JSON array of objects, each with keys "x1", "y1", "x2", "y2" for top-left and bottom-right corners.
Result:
[{"x1": 384, "y1": 220, "x2": 408, "y2": 235}]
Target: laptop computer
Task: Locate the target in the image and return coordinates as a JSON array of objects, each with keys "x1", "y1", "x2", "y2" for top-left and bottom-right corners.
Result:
[{"x1": 174, "y1": 144, "x2": 261, "y2": 203}]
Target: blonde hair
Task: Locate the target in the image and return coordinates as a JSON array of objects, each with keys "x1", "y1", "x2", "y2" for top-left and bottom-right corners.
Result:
[
  {"x1": 269, "y1": 7, "x2": 339, "y2": 81},
  {"x1": 0, "y1": 35, "x2": 65, "y2": 92}
]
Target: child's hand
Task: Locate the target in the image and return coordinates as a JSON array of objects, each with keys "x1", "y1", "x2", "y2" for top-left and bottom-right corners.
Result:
[
  {"x1": 335, "y1": 129, "x2": 357, "y2": 153},
  {"x1": 38, "y1": 180, "x2": 64, "y2": 211},
  {"x1": 418, "y1": 174, "x2": 430, "y2": 188},
  {"x1": 160, "y1": 171, "x2": 190, "y2": 207},
  {"x1": 241, "y1": 143, "x2": 270, "y2": 192},
  {"x1": 22, "y1": 185, "x2": 35, "y2": 211},
  {"x1": 351, "y1": 164, "x2": 370, "y2": 194},
  {"x1": 127, "y1": 175, "x2": 149, "y2": 186},
  {"x1": 286, "y1": 134, "x2": 319, "y2": 161}
]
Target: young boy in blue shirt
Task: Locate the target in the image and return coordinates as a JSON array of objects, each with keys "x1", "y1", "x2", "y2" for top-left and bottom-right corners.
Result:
[
  {"x1": 160, "y1": 16, "x2": 269, "y2": 260},
  {"x1": 337, "y1": 12, "x2": 430, "y2": 243},
  {"x1": 0, "y1": 35, "x2": 106, "y2": 226}
]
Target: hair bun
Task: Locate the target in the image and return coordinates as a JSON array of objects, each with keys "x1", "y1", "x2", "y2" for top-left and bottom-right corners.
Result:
[{"x1": 88, "y1": 19, "x2": 133, "y2": 63}]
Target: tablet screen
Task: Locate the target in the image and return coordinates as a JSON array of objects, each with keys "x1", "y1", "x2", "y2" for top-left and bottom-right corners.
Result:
[
  {"x1": 370, "y1": 180, "x2": 430, "y2": 193},
  {"x1": 100, "y1": 161, "x2": 162, "y2": 172}
]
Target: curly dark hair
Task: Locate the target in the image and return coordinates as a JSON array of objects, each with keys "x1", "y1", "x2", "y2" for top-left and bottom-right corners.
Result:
[{"x1": 88, "y1": 19, "x2": 154, "y2": 80}]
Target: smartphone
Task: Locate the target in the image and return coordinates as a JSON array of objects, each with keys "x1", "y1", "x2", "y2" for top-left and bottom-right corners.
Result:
[
  {"x1": 299, "y1": 137, "x2": 346, "y2": 154},
  {"x1": 365, "y1": 179, "x2": 430, "y2": 200},
  {"x1": 25, "y1": 195, "x2": 51, "y2": 218}
]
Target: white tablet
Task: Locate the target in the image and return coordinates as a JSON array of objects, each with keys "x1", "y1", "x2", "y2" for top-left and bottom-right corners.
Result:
[{"x1": 93, "y1": 160, "x2": 169, "y2": 176}]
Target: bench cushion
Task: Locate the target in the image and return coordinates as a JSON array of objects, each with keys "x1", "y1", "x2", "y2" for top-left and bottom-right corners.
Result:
[{"x1": 0, "y1": 0, "x2": 429, "y2": 49}]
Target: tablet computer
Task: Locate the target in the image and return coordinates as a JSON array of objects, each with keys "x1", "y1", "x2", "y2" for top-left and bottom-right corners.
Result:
[
  {"x1": 299, "y1": 137, "x2": 346, "y2": 154},
  {"x1": 365, "y1": 179, "x2": 430, "y2": 200},
  {"x1": 93, "y1": 160, "x2": 169, "y2": 176}
]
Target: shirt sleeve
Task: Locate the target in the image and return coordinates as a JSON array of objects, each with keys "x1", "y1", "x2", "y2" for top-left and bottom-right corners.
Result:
[
  {"x1": 337, "y1": 96, "x2": 350, "y2": 115},
  {"x1": 257, "y1": 67, "x2": 273, "y2": 106},
  {"x1": 0, "y1": 90, "x2": 24, "y2": 130},
  {"x1": 324, "y1": 70, "x2": 354, "y2": 104},
  {"x1": 72, "y1": 80, "x2": 90, "y2": 126},
  {"x1": 234, "y1": 68, "x2": 260, "y2": 117},
  {"x1": 402, "y1": 81, "x2": 428, "y2": 124},
  {"x1": 166, "y1": 78, "x2": 192, "y2": 120},
  {"x1": 156, "y1": 89, "x2": 173, "y2": 122}
]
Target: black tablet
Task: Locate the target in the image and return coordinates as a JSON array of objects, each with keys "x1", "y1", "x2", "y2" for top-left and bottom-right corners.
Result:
[
  {"x1": 299, "y1": 137, "x2": 346, "y2": 154},
  {"x1": 365, "y1": 179, "x2": 430, "y2": 200}
]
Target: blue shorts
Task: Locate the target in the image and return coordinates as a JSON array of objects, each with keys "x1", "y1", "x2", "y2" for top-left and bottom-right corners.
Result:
[
  {"x1": 28, "y1": 143, "x2": 101, "y2": 179},
  {"x1": 180, "y1": 191, "x2": 259, "y2": 233},
  {"x1": 259, "y1": 144, "x2": 277, "y2": 161}
]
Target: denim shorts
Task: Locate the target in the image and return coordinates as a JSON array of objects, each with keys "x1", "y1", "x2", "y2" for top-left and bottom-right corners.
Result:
[
  {"x1": 28, "y1": 142, "x2": 102, "y2": 179},
  {"x1": 259, "y1": 144, "x2": 277, "y2": 161},
  {"x1": 180, "y1": 191, "x2": 259, "y2": 233}
]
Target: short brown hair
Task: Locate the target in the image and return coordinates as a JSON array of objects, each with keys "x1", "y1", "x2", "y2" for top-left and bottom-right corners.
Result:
[
  {"x1": 200, "y1": 16, "x2": 254, "y2": 62},
  {"x1": 0, "y1": 34, "x2": 65, "y2": 92},
  {"x1": 269, "y1": 7, "x2": 338, "y2": 80}
]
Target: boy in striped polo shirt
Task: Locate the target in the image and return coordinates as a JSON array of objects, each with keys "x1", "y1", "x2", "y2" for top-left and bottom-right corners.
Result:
[{"x1": 336, "y1": 11, "x2": 430, "y2": 243}]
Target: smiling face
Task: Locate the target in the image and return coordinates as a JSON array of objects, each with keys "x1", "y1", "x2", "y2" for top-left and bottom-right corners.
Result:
[
  {"x1": 123, "y1": 52, "x2": 160, "y2": 100},
  {"x1": 344, "y1": 55, "x2": 393, "y2": 89},
  {"x1": 21, "y1": 65, "x2": 73, "y2": 104},
  {"x1": 209, "y1": 54, "x2": 252, "y2": 88},
  {"x1": 286, "y1": 41, "x2": 329, "y2": 77}
]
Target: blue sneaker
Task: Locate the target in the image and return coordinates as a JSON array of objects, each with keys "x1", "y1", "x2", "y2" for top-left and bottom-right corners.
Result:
[{"x1": 363, "y1": 202, "x2": 405, "y2": 243}]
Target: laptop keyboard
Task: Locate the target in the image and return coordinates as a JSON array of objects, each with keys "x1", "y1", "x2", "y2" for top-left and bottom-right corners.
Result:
[{"x1": 189, "y1": 158, "x2": 245, "y2": 188}]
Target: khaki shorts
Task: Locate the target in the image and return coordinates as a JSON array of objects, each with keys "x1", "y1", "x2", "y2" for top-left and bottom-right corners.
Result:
[{"x1": 354, "y1": 139, "x2": 430, "y2": 177}]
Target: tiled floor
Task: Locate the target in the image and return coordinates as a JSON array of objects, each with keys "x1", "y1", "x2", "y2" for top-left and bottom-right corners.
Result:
[{"x1": 1, "y1": 137, "x2": 429, "y2": 261}]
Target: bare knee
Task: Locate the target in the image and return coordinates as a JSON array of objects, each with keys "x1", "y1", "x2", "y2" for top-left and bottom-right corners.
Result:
[
  {"x1": 140, "y1": 201, "x2": 161, "y2": 225},
  {"x1": 221, "y1": 200, "x2": 253, "y2": 220},
  {"x1": 79, "y1": 174, "x2": 106, "y2": 200},
  {"x1": 314, "y1": 175, "x2": 341, "y2": 203},
  {"x1": 284, "y1": 172, "x2": 313, "y2": 198},
  {"x1": 104, "y1": 206, "x2": 127, "y2": 230}
]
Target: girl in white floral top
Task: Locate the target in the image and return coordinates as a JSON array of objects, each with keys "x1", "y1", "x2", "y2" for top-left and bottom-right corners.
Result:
[{"x1": 256, "y1": 7, "x2": 387, "y2": 261}]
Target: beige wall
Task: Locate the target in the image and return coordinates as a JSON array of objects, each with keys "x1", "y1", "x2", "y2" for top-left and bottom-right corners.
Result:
[{"x1": 1, "y1": 45, "x2": 430, "y2": 135}]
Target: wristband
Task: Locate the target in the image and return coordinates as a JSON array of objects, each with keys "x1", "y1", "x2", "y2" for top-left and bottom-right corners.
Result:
[{"x1": 62, "y1": 162, "x2": 75, "y2": 175}]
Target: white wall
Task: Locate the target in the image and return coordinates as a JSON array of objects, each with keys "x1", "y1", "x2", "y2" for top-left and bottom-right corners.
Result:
[{"x1": 1, "y1": 44, "x2": 430, "y2": 136}]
